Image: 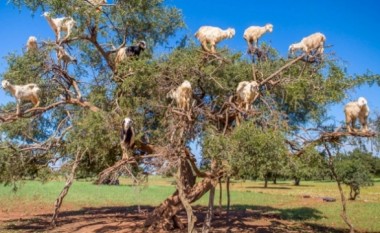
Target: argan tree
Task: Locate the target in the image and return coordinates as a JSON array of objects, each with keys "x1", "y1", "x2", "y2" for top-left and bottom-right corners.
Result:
[{"x1": 0, "y1": 1, "x2": 378, "y2": 232}]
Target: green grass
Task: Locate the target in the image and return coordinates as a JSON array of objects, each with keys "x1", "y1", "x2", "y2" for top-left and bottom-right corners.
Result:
[{"x1": 1, "y1": 178, "x2": 380, "y2": 232}]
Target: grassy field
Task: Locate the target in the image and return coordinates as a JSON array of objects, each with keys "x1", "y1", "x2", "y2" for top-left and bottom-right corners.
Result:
[{"x1": 0, "y1": 177, "x2": 379, "y2": 232}]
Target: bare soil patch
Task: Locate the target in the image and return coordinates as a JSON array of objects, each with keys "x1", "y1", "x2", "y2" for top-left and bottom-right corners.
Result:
[{"x1": 0, "y1": 201, "x2": 347, "y2": 233}]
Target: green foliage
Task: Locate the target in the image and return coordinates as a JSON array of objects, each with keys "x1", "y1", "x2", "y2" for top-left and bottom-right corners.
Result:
[
  {"x1": 65, "y1": 111, "x2": 121, "y2": 176},
  {"x1": 282, "y1": 147, "x2": 325, "y2": 184},
  {"x1": 203, "y1": 121, "x2": 287, "y2": 181},
  {"x1": 1, "y1": 0, "x2": 379, "y2": 188},
  {"x1": 335, "y1": 150, "x2": 374, "y2": 200}
]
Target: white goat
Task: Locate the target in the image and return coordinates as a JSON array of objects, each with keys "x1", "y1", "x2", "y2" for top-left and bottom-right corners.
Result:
[
  {"x1": 1, "y1": 80, "x2": 40, "y2": 115},
  {"x1": 344, "y1": 97, "x2": 370, "y2": 133},
  {"x1": 26, "y1": 36, "x2": 38, "y2": 52},
  {"x1": 289, "y1": 32, "x2": 326, "y2": 56},
  {"x1": 243, "y1": 24, "x2": 273, "y2": 51},
  {"x1": 42, "y1": 12, "x2": 76, "y2": 42},
  {"x1": 236, "y1": 81, "x2": 259, "y2": 111},
  {"x1": 194, "y1": 26, "x2": 235, "y2": 53},
  {"x1": 167, "y1": 80, "x2": 192, "y2": 111},
  {"x1": 57, "y1": 46, "x2": 77, "y2": 69}
]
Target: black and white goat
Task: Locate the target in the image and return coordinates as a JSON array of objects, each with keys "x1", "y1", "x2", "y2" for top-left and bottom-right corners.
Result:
[
  {"x1": 114, "y1": 41, "x2": 147, "y2": 65},
  {"x1": 120, "y1": 117, "x2": 135, "y2": 149}
]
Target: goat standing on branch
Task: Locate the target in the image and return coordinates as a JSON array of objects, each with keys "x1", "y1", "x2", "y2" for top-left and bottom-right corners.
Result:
[
  {"x1": 120, "y1": 117, "x2": 135, "y2": 159},
  {"x1": 57, "y1": 46, "x2": 77, "y2": 69},
  {"x1": 288, "y1": 32, "x2": 326, "y2": 57},
  {"x1": 26, "y1": 36, "x2": 38, "y2": 53},
  {"x1": 236, "y1": 80, "x2": 259, "y2": 111},
  {"x1": 1, "y1": 80, "x2": 40, "y2": 115},
  {"x1": 344, "y1": 97, "x2": 370, "y2": 133},
  {"x1": 243, "y1": 24, "x2": 273, "y2": 52},
  {"x1": 167, "y1": 80, "x2": 192, "y2": 111},
  {"x1": 195, "y1": 26, "x2": 235, "y2": 53},
  {"x1": 114, "y1": 41, "x2": 147, "y2": 66},
  {"x1": 42, "y1": 12, "x2": 76, "y2": 42}
]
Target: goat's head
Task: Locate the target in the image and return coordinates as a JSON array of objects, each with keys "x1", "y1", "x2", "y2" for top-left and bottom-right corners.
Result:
[
  {"x1": 166, "y1": 89, "x2": 177, "y2": 100},
  {"x1": 42, "y1": 12, "x2": 51, "y2": 17},
  {"x1": 357, "y1": 97, "x2": 368, "y2": 107},
  {"x1": 181, "y1": 80, "x2": 192, "y2": 89},
  {"x1": 250, "y1": 81, "x2": 259, "y2": 92},
  {"x1": 288, "y1": 44, "x2": 295, "y2": 57},
  {"x1": 288, "y1": 43, "x2": 304, "y2": 56},
  {"x1": 138, "y1": 41, "x2": 147, "y2": 50},
  {"x1": 226, "y1": 28, "x2": 236, "y2": 38},
  {"x1": 122, "y1": 117, "x2": 133, "y2": 131},
  {"x1": 28, "y1": 36, "x2": 37, "y2": 43},
  {"x1": 265, "y1": 24, "x2": 273, "y2": 33},
  {"x1": 1, "y1": 80, "x2": 10, "y2": 89}
]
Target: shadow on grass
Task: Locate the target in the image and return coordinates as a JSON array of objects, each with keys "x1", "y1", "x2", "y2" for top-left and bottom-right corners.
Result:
[
  {"x1": 2, "y1": 205, "x2": 349, "y2": 233},
  {"x1": 246, "y1": 186, "x2": 292, "y2": 190},
  {"x1": 231, "y1": 204, "x2": 324, "y2": 221}
]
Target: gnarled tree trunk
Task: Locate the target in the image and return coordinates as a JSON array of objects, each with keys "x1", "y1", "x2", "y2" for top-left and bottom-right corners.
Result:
[{"x1": 144, "y1": 162, "x2": 218, "y2": 230}]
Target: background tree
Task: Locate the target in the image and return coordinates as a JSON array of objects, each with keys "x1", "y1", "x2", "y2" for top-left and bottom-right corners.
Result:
[
  {"x1": 283, "y1": 147, "x2": 324, "y2": 186},
  {"x1": 335, "y1": 150, "x2": 374, "y2": 200}
]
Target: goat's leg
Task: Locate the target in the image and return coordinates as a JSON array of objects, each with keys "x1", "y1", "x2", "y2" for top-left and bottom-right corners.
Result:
[
  {"x1": 359, "y1": 116, "x2": 368, "y2": 132},
  {"x1": 351, "y1": 118, "x2": 357, "y2": 132},
  {"x1": 210, "y1": 42, "x2": 216, "y2": 54},
  {"x1": 16, "y1": 99, "x2": 21, "y2": 115},
  {"x1": 32, "y1": 96, "x2": 40, "y2": 108},
  {"x1": 345, "y1": 115, "x2": 352, "y2": 132},
  {"x1": 64, "y1": 27, "x2": 72, "y2": 41},
  {"x1": 247, "y1": 41, "x2": 253, "y2": 54},
  {"x1": 56, "y1": 28, "x2": 61, "y2": 42},
  {"x1": 201, "y1": 41, "x2": 210, "y2": 53}
]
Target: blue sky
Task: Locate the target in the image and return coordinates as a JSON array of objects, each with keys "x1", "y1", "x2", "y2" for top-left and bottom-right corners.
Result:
[{"x1": 1, "y1": 0, "x2": 380, "y2": 126}]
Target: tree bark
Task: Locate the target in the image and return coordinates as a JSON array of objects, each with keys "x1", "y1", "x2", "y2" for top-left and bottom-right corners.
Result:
[
  {"x1": 218, "y1": 178, "x2": 223, "y2": 212},
  {"x1": 145, "y1": 158, "x2": 218, "y2": 230},
  {"x1": 177, "y1": 160, "x2": 197, "y2": 233},
  {"x1": 349, "y1": 185, "x2": 360, "y2": 201},
  {"x1": 202, "y1": 186, "x2": 215, "y2": 233},
  {"x1": 264, "y1": 175, "x2": 268, "y2": 188},
  {"x1": 294, "y1": 177, "x2": 301, "y2": 186},
  {"x1": 226, "y1": 176, "x2": 231, "y2": 222},
  {"x1": 51, "y1": 150, "x2": 84, "y2": 226},
  {"x1": 324, "y1": 144, "x2": 355, "y2": 233}
]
